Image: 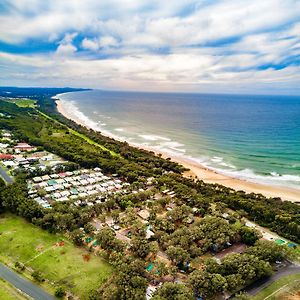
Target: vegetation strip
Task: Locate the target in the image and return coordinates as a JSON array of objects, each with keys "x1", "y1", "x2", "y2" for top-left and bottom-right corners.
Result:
[{"x1": 37, "y1": 110, "x2": 119, "y2": 157}]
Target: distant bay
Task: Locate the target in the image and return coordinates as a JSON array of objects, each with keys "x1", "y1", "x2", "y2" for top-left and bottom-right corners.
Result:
[{"x1": 58, "y1": 90, "x2": 300, "y2": 190}]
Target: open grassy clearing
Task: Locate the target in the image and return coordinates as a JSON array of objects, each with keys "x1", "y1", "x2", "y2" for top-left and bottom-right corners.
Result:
[
  {"x1": 252, "y1": 273, "x2": 300, "y2": 300},
  {"x1": 37, "y1": 110, "x2": 119, "y2": 157},
  {"x1": 0, "y1": 278, "x2": 28, "y2": 300},
  {"x1": 0, "y1": 214, "x2": 113, "y2": 299},
  {"x1": 4, "y1": 98, "x2": 37, "y2": 108}
]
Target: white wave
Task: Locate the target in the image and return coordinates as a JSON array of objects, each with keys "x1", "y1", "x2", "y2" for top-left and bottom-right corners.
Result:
[
  {"x1": 60, "y1": 100, "x2": 101, "y2": 132},
  {"x1": 179, "y1": 154, "x2": 300, "y2": 190},
  {"x1": 161, "y1": 141, "x2": 185, "y2": 148},
  {"x1": 139, "y1": 134, "x2": 171, "y2": 141},
  {"x1": 203, "y1": 164, "x2": 300, "y2": 189},
  {"x1": 115, "y1": 128, "x2": 124, "y2": 132},
  {"x1": 219, "y1": 162, "x2": 236, "y2": 169},
  {"x1": 211, "y1": 156, "x2": 223, "y2": 163}
]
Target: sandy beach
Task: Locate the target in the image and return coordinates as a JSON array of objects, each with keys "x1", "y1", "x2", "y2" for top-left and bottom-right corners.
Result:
[{"x1": 56, "y1": 99, "x2": 300, "y2": 203}]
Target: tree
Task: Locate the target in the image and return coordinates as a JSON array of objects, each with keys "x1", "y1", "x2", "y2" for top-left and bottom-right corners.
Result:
[
  {"x1": 188, "y1": 270, "x2": 227, "y2": 298},
  {"x1": 114, "y1": 258, "x2": 148, "y2": 300},
  {"x1": 96, "y1": 227, "x2": 125, "y2": 253},
  {"x1": 166, "y1": 246, "x2": 190, "y2": 266},
  {"x1": 130, "y1": 236, "x2": 151, "y2": 258},
  {"x1": 225, "y1": 274, "x2": 245, "y2": 293},
  {"x1": 221, "y1": 253, "x2": 273, "y2": 282},
  {"x1": 239, "y1": 226, "x2": 261, "y2": 245},
  {"x1": 152, "y1": 283, "x2": 194, "y2": 300},
  {"x1": 70, "y1": 228, "x2": 84, "y2": 246},
  {"x1": 84, "y1": 223, "x2": 96, "y2": 234},
  {"x1": 55, "y1": 287, "x2": 66, "y2": 298},
  {"x1": 245, "y1": 240, "x2": 290, "y2": 263},
  {"x1": 167, "y1": 204, "x2": 192, "y2": 224},
  {"x1": 31, "y1": 270, "x2": 44, "y2": 282}
]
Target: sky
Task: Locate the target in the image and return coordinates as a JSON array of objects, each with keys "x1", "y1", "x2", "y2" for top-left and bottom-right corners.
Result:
[{"x1": 0, "y1": 0, "x2": 300, "y2": 94}]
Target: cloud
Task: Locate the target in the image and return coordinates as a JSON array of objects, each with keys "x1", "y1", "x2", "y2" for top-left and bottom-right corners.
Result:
[
  {"x1": 0, "y1": 0, "x2": 300, "y2": 93},
  {"x1": 55, "y1": 32, "x2": 77, "y2": 56},
  {"x1": 81, "y1": 38, "x2": 99, "y2": 51},
  {"x1": 56, "y1": 43, "x2": 77, "y2": 56},
  {"x1": 81, "y1": 36, "x2": 118, "y2": 51}
]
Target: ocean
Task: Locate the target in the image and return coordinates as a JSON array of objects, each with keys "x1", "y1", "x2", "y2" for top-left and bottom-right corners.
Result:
[{"x1": 57, "y1": 90, "x2": 300, "y2": 190}]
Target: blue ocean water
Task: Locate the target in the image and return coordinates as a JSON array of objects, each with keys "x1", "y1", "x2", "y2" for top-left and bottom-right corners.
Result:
[{"x1": 58, "y1": 90, "x2": 300, "y2": 189}]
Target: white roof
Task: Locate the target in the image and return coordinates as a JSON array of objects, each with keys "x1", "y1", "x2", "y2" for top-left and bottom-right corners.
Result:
[
  {"x1": 45, "y1": 186, "x2": 55, "y2": 192},
  {"x1": 56, "y1": 196, "x2": 69, "y2": 202},
  {"x1": 61, "y1": 191, "x2": 70, "y2": 196},
  {"x1": 88, "y1": 178, "x2": 96, "y2": 183},
  {"x1": 3, "y1": 161, "x2": 16, "y2": 167},
  {"x1": 146, "y1": 229, "x2": 155, "y2": 239},
  {"x1": 33, "y1": 177, "x2": 43, "y2": 182},
  {"x1": 0, "y1": 143, "x2": 9, "y2": 148}
]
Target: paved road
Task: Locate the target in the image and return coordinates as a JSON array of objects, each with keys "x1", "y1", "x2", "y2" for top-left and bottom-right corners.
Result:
[
  {"x1": 0, "y1": 165, "x2": 13, "y2": 183},
  {"x1": 0, "y1": 263, "x2": 54, "y2": 300},
  {"x1": 244, "y1": 262, "x2": 300, "y2": 296}
]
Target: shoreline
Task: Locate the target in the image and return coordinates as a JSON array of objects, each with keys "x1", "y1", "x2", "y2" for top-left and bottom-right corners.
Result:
[{"x1": 56, "y1": 99, "x2": 300, "y2": 203}]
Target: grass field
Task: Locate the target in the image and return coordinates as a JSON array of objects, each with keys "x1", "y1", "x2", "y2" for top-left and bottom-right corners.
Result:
[
  {"x1": 4, "y1": 98, "x2": 37, "y2": 108},
  {"x1": 0, "y1": 278, "x2": 28, "y2": 300},
  {"x1": 0, "y1": 214, "x2": 113, "y2": 299},
  {"x1": 252, "y1": 273, "x2": 300, "y2": 300}
]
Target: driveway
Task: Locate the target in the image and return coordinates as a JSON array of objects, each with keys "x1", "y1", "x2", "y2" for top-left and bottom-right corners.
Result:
[{"x1": 0, "y1": 263, "x2": 54, "y2": 300}]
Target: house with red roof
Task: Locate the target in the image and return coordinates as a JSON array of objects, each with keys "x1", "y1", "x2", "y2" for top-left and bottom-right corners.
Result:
[{"x1": 0, "y1": 154, "x2": 14, "y2": 160}]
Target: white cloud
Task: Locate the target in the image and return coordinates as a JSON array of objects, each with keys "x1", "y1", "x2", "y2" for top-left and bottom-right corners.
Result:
[
  {"x1": 98, "y1": 36, "x2": 118, "y2": 48},
  {"x1": 81, "y1": 36, "x2": 119, "y2": 51},
  {"x1": 1, "y1": 48, "x2": 300, "y2": 94},
  {"x1": 0, "y1": 0, "x2": 300, "y2": 93},
  {"x1": 81, "y1": 38, "x2": 99, "y2": 51},
  {"x1": 55, "y1": 32, "x2": 77, "y2": 56},
  {"x1": 56, "y1": 43, "x2": 77, "y2": 56}
]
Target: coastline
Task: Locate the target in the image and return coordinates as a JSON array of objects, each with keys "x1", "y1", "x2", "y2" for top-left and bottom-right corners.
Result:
[{"x1": 56, "y1": 99, "x2": 300, "y2": 203}]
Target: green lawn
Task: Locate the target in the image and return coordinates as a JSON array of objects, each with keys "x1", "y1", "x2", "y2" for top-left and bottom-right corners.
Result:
[
  {"x1": 4, "y1": 98, "x2": 37, "y2": 108},
  {"x1": 0, "y1": 214, "x2": 113, "y2": 299},
  {"x1": 252, "y1": 273, "x2": 300, "y2": 300},
  {"x1": 0, "y1": 278, "x2": 27, "y2": 300}
]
